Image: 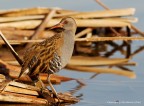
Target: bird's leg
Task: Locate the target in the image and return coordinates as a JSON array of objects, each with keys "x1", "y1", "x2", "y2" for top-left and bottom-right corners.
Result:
[
  {"x1": 37, "y1": 75, "x2": 46, "y2": 89},
  {"x1": 31, "y1": 75, "x2": 50, "y2": 95},
  {"x1": 47, "y1": 74, "x2": 58, "y2": 97}
]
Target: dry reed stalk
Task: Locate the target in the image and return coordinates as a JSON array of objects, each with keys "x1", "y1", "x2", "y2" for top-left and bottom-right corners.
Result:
[
  {"x1": 0, "y1": 39, "x2": 42, "y2": 45},
  {"x1": 116, "y1": 66, "x2": 133, "y2": 72},
  {"x1": 86, "y1": 32, "x2": 92, "y2": 38},
  {"x1": 66, "y1": 65, "x2": 136, "y2": 79},
  {"x1": 105, "y1": 17, "x2": 138, "y2": 23},
  {"x1": 29, "y1": 9, "x2": 56, "y2": 40},
  {"x1": 0, "y1": 7, "x2": 74, "y2": 17},
  {"x1": 3, "y1": 61, "x2": 20, "y2": 65},
  {"x1": 0, "y1": 14, "x2": 137, "y2": 23},
  {"x1": 76, "y1": 36, "x2": 144, "y2": 42},
  {"x1": 2, "y1": 92, "x2": 38, "y2": 98},
  {"x1": 0, "y1": 93, "x2": 47, "y2": 104},
  {"x1": 0, "y1": 31, "x2": 23, "y2": 66},
  {"x1": 69, "y1": 56, "x2": 129, "y2": 66},
  {"x1": 4, "y1": 86, "x2": 38, "y2": 95},
  {"x1": 112, "y1": 62, "x2": 137, "y2": 66},
  {"x1": 55, "y1": 11, "x2": 79, "y2": 17},
  {"x1": 0, "y1": 7, "x2": 50, "y2": 16},
  {"x1": 0, "y1": 19, "x2": 131, "y2": 29},
  {"x1": 95, "y1": 0, "x2": 144, "y2": 37},
  {"x1": 0, "y1": 15, "x2": 44, "y2": 22},
  {"x1": 105, "y1": 43, "x2": 127, "y2": 57},
  {"x1": 0, "y1": 28, "x2": 54, "y2": 39},
  {"x1": 0, "y1": 12, "x2": 78, "y2": 22},
  {"x1": 71, "y1": 8, "x2": 135, "y2": 18},
  {"x1": 75, "y1": 28, "x2": 92, "y2": 38},
  {"x1": 1, "y1": 36, "x2": 144, "y2": 45},
  {"x1": 95, "y1": 0, "x2": 129, "y2": 37},
  {"x1": 131, "y1": 25, "x2": 144, "y2": 37},
  {"x1": 0, "y1": 7, "x2": 135, "y2": 18},
  {"x1": 5, "y1": 60, "x2": 136, "y2": 67},
  {"x1": 0, "y1": 28, "x2": 33, "y2": 38},
  {"x1": 105, "y1": 41, "x2": 126, "y2": 55},
  {"x1": 130, "y1": 46, "x2": 144, "y2": 58},
  {"x1": 9, "y1": 81, "x2": 40, "y2": 91}
]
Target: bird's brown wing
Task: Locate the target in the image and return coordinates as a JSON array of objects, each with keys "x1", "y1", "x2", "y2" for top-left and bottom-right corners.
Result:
[
  {"x1": 19, "y1": 43, "x2": 41, "y2": 78},
  {"x1": 20, "y1": 37, "x2": 62, "y2": 77}
]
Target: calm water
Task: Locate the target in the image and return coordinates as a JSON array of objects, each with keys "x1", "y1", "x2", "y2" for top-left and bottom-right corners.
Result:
[{"x1": 0, "y1": 0, "x2": 144, "y2": 106}]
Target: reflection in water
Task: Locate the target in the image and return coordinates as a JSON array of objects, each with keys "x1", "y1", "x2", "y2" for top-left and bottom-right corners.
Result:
[
  {"x1": 69, "y1": 84, "x2": 85, "y2": 99},
  {"x1": 89, "y1": 73, "x2": 100, "y2": 79}
]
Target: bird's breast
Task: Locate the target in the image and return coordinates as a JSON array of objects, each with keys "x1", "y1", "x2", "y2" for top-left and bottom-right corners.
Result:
[{"x1": 60, "y1": 31, "x2": 75, "y2": 68}]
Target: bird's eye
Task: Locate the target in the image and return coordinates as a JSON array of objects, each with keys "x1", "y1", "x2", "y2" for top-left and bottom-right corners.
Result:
[{"x1": 64, "y1": 20, "x2": 68, "y2": 24}]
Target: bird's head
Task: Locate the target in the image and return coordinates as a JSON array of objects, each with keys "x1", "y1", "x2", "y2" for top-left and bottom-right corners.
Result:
[{"x1": 50, "y1": 17, "x2": 77, "y2": 34}]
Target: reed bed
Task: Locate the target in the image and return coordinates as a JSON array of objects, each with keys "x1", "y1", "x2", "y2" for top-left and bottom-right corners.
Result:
[{"x1": 0, "y1": 2, "x2": 144, "y2": 104}]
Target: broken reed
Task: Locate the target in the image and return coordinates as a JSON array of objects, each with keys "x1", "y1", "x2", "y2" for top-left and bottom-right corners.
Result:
[{"x1": 0, "y1": 7, "x2": 143, "y2": 80}]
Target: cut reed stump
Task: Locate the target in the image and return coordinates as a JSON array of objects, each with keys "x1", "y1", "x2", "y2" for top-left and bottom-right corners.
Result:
[
  {"x1": 0, "y1": 74, "x2": 79, "y2": 104},
  {"x1": 0, "y1": 60, "x2": 80, "y2": 104},
  {"x1": 0, "y1": 80, "x2": 79, "y2": 104}
]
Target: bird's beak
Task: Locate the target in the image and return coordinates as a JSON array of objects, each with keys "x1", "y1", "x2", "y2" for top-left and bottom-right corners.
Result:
[{"x1": 50, "y1": 23, "x2": 64, "y2": 30}]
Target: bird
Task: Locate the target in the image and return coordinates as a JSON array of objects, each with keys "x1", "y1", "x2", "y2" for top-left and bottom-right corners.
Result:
[{"x1": 18, "y1": 17, "x2": 77, "y2": 97}]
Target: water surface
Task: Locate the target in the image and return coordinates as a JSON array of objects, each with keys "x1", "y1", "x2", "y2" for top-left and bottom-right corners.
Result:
[{"x1": 0, "y1": 1, "x2": 144, "y2": 106}]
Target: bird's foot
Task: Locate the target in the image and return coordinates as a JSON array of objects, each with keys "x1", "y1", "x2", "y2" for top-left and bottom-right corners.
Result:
[
  {"x1": 40, "y1": 87, "x2": 51, "y2": 96},
  {"x1": 53, "y1": 93, "x2": 61, "y2": 103}
]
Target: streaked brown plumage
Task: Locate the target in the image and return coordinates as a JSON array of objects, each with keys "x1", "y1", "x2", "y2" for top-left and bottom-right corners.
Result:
[{"x1": 18, "y1": 17, "x2": 77, "y2": 97}]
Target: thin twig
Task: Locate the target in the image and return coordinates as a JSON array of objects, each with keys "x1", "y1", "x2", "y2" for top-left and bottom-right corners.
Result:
[
  {"x1": 116, "y1": 66, "x2": 133, "y2": 72},
  {"x1": 106, "y1": 41, "x2": 125, "y2": 54},
  {"x1": 0, "y1": 31, "x2": 23, "y2": 65},
  {"x1": 90, "y1": 73, "x2": 100, "y2": 79},
  {"x1": 131, "y1": 25, "x2": 144, "y2": 37},
  {"x1": 104, "y1": 43, "x2": 126, "y2": 57},
  {"x1": 30, "y1": 9, "x2": 56, "y2": 39},
  {"x1": 130, "y1": 45, "x2": 144, "y2": 58},
  {"x1": 95, "y1": 0, "x2": 109, "y2": 10}
]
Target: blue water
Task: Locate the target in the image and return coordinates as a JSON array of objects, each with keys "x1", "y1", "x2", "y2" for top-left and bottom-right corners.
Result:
[{"x1": 0, "y1": 1, "x2": 144, "y2": 106}]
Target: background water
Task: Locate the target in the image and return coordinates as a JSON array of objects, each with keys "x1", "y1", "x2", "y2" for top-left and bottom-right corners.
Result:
[{"x1": 0, "y1": 0, "x2": 144, "y2": 106}]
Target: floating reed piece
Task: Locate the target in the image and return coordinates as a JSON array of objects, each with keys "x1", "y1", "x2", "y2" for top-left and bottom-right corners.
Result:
[
  {"x1": 69, "y1": 56, "x2": 130, "y2": 66},
  {"x1": 0, "y1": 6, "x2": 143, "y2": 104}
]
